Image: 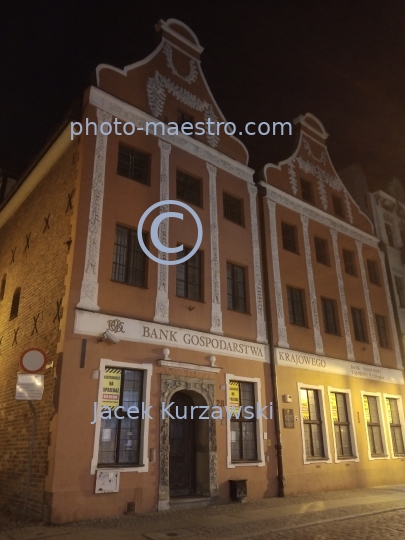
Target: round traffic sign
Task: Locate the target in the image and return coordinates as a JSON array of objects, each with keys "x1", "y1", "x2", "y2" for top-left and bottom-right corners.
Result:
[{"x1": 20, "y1": 348, "x2": 46, "y2": 374}]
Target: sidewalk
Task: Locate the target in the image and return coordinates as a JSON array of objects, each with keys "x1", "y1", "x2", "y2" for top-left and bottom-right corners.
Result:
[{"x1": 2, "y1": 485, "x2": 405, "y2": 540}]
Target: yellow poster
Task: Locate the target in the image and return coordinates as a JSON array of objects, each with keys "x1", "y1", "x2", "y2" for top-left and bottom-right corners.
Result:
[
  {"x1": 102, "y1": 368, "x2": 122, "y2": 410},
  {"x1": 386, "y1": 398, "x2": 393, "y2": 424},
  {"x1": 330, "y1": 392, "x2": 338, "y2": 422},
  {"x1": 363, "y1": 396, "x2": 370, "y2": 423},
  {"x1": 229, "y1": 381, "x2": 240, "y2": 413},
  {"x1": 300, "y1": 390, "x2": 309, "y2": 420}
]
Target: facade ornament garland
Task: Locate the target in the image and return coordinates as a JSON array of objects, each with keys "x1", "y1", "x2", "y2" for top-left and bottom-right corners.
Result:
[
  {"x1": 248, "y1": 184, "x2": 267, "y2": 343},
  {"x1": 77, "y1": 108, "x2": 111, "y2": 311},
  {"x1": 154, "y1": 140, "x2": 171, "y2": 324},
  {"x1": 355, "y1": 240, "x2": 381, "y2": 366},
  {"x1": 288, "y1": 161, "x2": 298, "y2": 195},
  {"x1": 303, "y1": 138, "x2": 327, "y2": 164},
  {"x1": 267, "y1": 200, "x2": 289, "y2": 348},
  {"x1": 330, "y1": 229, "x2": 355, "y2": 360},
  {"x1": 300, "y1": 215, "x2": 324, "y2": 355},
  {"x1": 163, "y1": 42, "x2": 198, "y2": 84},
  {"x1": 207, "y1": 163, "x2": 223, "y2": 334}
]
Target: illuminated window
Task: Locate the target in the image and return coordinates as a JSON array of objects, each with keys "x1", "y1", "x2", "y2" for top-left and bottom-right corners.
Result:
[
  {"x1": 363, "y1": 395, "x2": 384, "y2": 456},
  {"x1": 229, "y1": 381, "x2": 257, "y2": 462},
  {"x1": 386, "y1": 398, "x2": 405, "y2": 456},
  {"x1": 330, "y1": 392, "x2": 353, "y2": 457},
  {"x1": 300, "y1": 388, "x2": 325, "y2": 459}
]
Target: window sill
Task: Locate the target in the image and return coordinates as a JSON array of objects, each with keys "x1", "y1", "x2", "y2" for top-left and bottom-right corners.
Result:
[{"x1": 228, "y1": 460, "x2": 265, "y2": 468}]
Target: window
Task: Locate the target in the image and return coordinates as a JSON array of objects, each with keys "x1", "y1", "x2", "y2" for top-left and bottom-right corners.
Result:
[
  {"x1": 98, "y1": 368, "x2": 144, "y2": 467},
  {"x1": 367, "y1": 260, "x2": 380, "y2": 286},
  {"x1": 287, "y1": 286, "x2": 307, "y2": 327},
  {"x1": 386, "y1": 398, "x2": 405, "y2": 456},
  {"x1": 117, "y1": 144, "x2": 150, "y2": 185},
  {"x1": 385, "y1": 222, "x2": 394, "y2": 247},
  {"x1": 227, "y1": 263, "x2": 247, "y2": 313},
  {"x1": 301, "y1": 179, "x2": 314, "y2": 204},
  {"x1": 363, "y1": 395, "x2": 385, "y2": 456},
  {"x1": 230, "y1": 381, "x2": 257, "y2": 462},
  {"x1": 177, "y1": 110, "x2": 194, "y2": 129},
  {"x1": 321, "y1": 298, "x2": 340, "y2": 335},
  {"x1": 112, "y1": 226, "x2": 147, "y2": 288},
  {"x1": 176, "y1": 248, "x2": 203, "y2": 301},
  {"x1": 314, "y1": 237, "x2": 330, "y2": 265},
  {"x1": 9, "y1": 287, "x2": 21, "y2": 320},
  {"x1": 375, "y1": 314, "x2": 389, "y2": 348},
  {"x1": 395, "y1": 276, "x2": 405, "y2": 308},
  {"x1": 176, "y1": 171, "x2": 202, "y2": 207},
  {"x1": 223, "y1": 193, "x2": 244, "y2": 225},
  {"x1": 281, "y1": 222, "x2": 298, "y2": 253},
  {"x1": 0, "y1": 274, "x2": 6, "y2": 300},
  {"x1": 300, "y1": 388, "x2": 325, "y2": 459},
  {"x1": 332, "y1": 195, "x2": 344, "y2": 218},
  {"x1": 343, "y1": 249, "x2": 357, "y2": 276},
  {"x1": 351, "y1": 307, "x2": 368, "y2": 342},
  {"x1": 330, "y1": 392, "x2": 353, "y2": 457}
]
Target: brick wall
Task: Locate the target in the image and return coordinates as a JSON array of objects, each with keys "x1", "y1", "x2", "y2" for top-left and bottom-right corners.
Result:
[{"x1": 0, "y1": 139, "x2": 79, "y2": 520}]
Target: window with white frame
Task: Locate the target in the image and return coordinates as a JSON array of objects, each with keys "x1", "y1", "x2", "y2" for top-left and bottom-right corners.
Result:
[
  {"x1": 330, "y1": 391, "x2": 354, "y2": 458},
  {"x1": 300, "y1": 388, "x2": 327, "y2": 459},
  {"x1": 385, "y1": 397, "x2": 405, "y2": 456},
  {"x1": 363, "y1": 394, "x2": 386, "y2": 457}
]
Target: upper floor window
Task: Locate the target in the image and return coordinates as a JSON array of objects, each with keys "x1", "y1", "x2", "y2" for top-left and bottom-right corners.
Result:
[
  {"x1": 386, "y1": 397, "x2": 405, "y2": 456},
  {"x1": 0, "y1": 274, "x2": 6, "y2": 300},
  {"x1": 227, "y1": 262, "x2": 247, "y2": 313},
  {"x1": 321, "y1": 297, "x2": 340, "y2": 335},
  {"x1": 287, "y1": 286, "x2": 307, "y2": 327},
  {"x1": 281, "y1": 222, "x2": 298, "y2": 254},
  {"x1": 117, "y1": 144, "x2": 150, "y2": 185},
  {"x1": 177, "y1": 110, "x2": 194, "y2": 131},
  {"x1": 176, "y1": 171, "x2": 202, "y2": 207},
  {"x1": 343, "y1": 249, "x2": 357, "y2": 276},
  {"x1": 10, "y1": 287, "x2": 21, "y2": 320},
  {"x1": 395, "y1": 276, "x2": 405, "y2": 308},
  {"x1": 229, "y1": 381, "x2": 257, "y2": 462},
  {"x1": 332, "y1": 195, "x2": 344, "y2": 218},
  {"x1": 367, "y1": 260, "x2": 380, "y2": 286},
  {"x1": 300, "y1": 388, "x2": 326, "y2": 459},
  {"x1": 176, "y1": 248, "x2": 203, "y2": 302},
  {"x1": 301, "y1": 179, "x2": 314, "y2": 204},
  {"x1": 112, "y1": 226, "x2": 147, "y2": 288},
  {"x1": 375, "y1": 314, "x2": 389, "y2": 348},
  {"x1": 314, "y1": 237, "x2": 330, "y2": 266},
  {"x1": 351, "y1": 307, "x2": 368, "y2": 342},
  {"x1": 223, "y1": 193, "x2": 244, "y2": 226}
]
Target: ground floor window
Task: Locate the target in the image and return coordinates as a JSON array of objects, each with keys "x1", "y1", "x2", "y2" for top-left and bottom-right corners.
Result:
[
  {"x1": 363, "y1": 394, "x2": 385, "y2": 457},
  {"x1": 300, "y1": 388, "x2": 326, "y2": 459},
  {"x1": 330, "y1": 391, "x2": 353, "y2": 458},
  {"x1": 386, "y1": 397, "x2": 405, "y2": 456},
  {"x1": 229, "y1": 380, "x2": 258, "y2": 462}
]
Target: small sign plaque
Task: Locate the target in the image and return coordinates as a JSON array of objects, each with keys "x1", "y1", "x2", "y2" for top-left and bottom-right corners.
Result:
[
  {"x1": 15, "y1": 374, "x2": 44, "y2": 401},
  {"x1": 283, "y1": 408, "x2": 294, "y2": 429}
]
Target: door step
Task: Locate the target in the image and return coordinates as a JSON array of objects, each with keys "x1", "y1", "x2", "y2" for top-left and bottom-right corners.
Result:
[{"x1": 169, "y1": 496, "x2": 211, "y2": 510}]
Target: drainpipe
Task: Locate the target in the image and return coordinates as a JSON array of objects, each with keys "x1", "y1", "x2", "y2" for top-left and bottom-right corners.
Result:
[{"x1": 257, "y1": 181, "x2": 285, "y2": 497}]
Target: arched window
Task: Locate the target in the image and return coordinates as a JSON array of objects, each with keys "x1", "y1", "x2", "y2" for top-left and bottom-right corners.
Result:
[
  {"x1": 0, "y1": 274, "x2": 6, "y2": 300},
  {"x1": 10, "y1": 287, "x2": 21, "y2": 320}
]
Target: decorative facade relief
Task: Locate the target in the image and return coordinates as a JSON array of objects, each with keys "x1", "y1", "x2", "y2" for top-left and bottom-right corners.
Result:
[
  {"x1": 300, "y1": 215, "x2": 324, "y2": 355},
  {"x1": 248, "y1": 184, "x2": 267, "y2": 343},
  {"x1": 207, "y1": 163, "x2": 223, "y2": 334},
  {"x1": 154, "y1": 140, "x2": 171, "y2": 324},
  {"x1": 356, "y1": 240, "x2": 381, "y2": 366},
  {"x1": 378, "y1": 250, "x2": 402, "y2": 369},
  {"x1": 163, "y1": 42, "x2": 198, "y2": 83},
  {"x1": 288, "y1": 161, "x2": 298, "y2": 194},
  {"x1": 77, "y1": 109, "x2": 111, "y2": 311},
  {"x1": 330, "y1": 229, "x2": 355, "y2": 360},
  {"x1": 267, "y1": 200, "x2": 289, "y2": 348}
]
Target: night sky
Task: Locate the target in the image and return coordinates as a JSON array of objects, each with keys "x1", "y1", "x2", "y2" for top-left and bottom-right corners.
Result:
[{"x1": 1, "y1": 0, "x2": 405, "y2": 191}]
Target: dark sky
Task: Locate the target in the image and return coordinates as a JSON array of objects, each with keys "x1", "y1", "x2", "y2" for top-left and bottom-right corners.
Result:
[{"x1": 1, "y1": 0, "x2": 405, "y2": 190}]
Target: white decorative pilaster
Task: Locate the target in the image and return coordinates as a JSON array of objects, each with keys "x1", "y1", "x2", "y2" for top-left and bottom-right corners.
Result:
[
  {"x1": 267, "y1": 200, "x2": 289, "y2": 348},
  {"x1": 379, "y1": 250, "x2": 402, "y2": 369},
  {"x1": 77, "y1": 109, "x2": 111, "y2": 311},
  {"x1": 248, "y1": 184, "x2": 267, "y2": 343},
  {"x1": 356, "y1": 240, "x2": 381, "y2": 365},
  {"x1": 330, "y1": 229, "x2": 355, "y2": 360},
  {"x1": 154, "y1": 140, "x2": 171, "y2": 324},
  {"x1": 207, "y1": 163, "x2": 223, "y2": 334},
  {"x1": 301, "y1": 215, "x2": 324, "y2": 355}
]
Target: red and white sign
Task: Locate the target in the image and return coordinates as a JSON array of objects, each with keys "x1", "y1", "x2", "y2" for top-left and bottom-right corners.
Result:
[{"x1": 19, "y1": 348, "x2": 46, "y2": 374}]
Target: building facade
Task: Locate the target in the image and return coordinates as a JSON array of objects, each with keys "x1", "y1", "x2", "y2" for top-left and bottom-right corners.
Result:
[{"x1": 260, "y1": 113, "x2": 405, "y2": 495}]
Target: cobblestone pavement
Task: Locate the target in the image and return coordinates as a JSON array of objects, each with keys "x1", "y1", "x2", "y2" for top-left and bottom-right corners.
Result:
[{"x1": 2, "y1": 486, "x2": 405, "y2": 540}]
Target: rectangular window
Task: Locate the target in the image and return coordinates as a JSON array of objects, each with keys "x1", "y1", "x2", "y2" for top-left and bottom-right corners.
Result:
[
  {"x1": 332, "y1": 195, "x2": 344, "y2": 218},
  {"x1": 330, "y1": 392, "x2": 353, "y2": 457},
  {"x1": 117, "y1": 144, "x2": 150, "y2": 185},
  {"x1": 230, "y1": 381, "x2": 257, "y2": 462},
  {"x1": 287, "y1": 286, "x2": 307, "y2": 327},
  {"x1": 367, "y1": 260, "x2": 380, "y2": 286},
  {"x1": 395, "y1": 276, "x2": 405, "y2": 308},
  {"x1": 300, "y1": 388, "x2": 325, "y2": 459},
  {"x1": 176, "y1": 248, "x2": 203, "y2": 301},
  {"x1": 301, "y1": 179, "x2": 314, "y2": 204},
  {"x1": 343, "y1": 249, "x2": 357, "y2": 276},
  {"x1": 112, "y1": 226, "x2": 147, "y2": 288},
  {"x1": 281, "y1": 222, "x2": 298, "y2": 253},
  {"x1": 177, "y1": 110, "x2": 194, "y2": 128},
  {"x1": 386, "y1": 398, "x2": 405, "y2": 456},
  {"x1": 351, "y1": 307, "x2": 368, "y2": 342},
  {"x1": 375, "y1": 314, "x2": 389, "y2": 348},
  {"x1": 321, "y1": 297, "x2": 340, "y2": 335},
  {"x1": 98, "y1": 368, "x2": 144, "y2": 466},
  {"x1": 223, "y1": 193, "x2": 244, "y2": 225},
  {"x1": 314, "y1": 237, "x2": 330, "y2": 265},
  {"x1": 176, "y1": 171, "x2": 202, "y2": 207},
  {"x1": 363, "y1": 395, "x2": 385, "y2": 456},
  {"x1": 227, "y1": 263, "x2": 247, "y2": 313}
]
